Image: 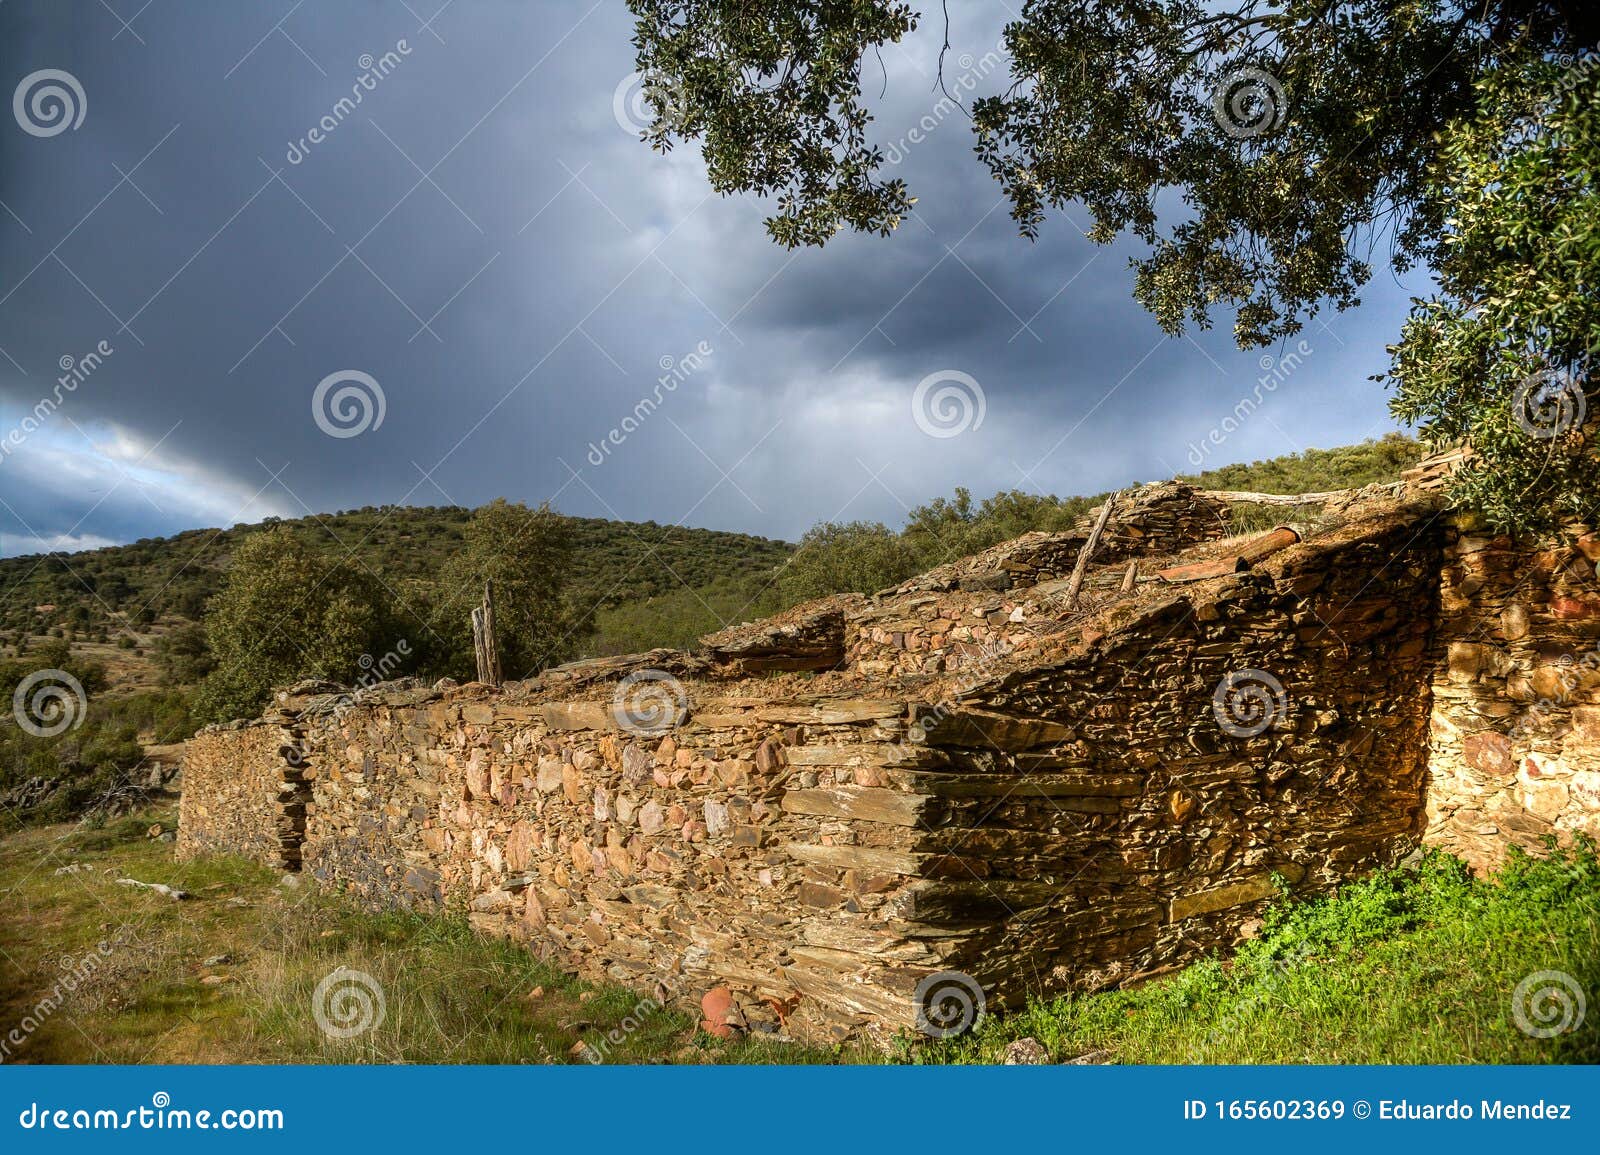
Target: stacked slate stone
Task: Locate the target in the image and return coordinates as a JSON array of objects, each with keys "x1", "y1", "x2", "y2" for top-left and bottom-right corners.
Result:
[
  {"x1": 177, "y1": 481, "x2": 1600, "y2": 1042},
  {"x1": 1425, "y1": 519, "x2": 1600, "y2": 870},
  {"x1": 179, "y1": 721, "x2": 309, "y2": 871}
]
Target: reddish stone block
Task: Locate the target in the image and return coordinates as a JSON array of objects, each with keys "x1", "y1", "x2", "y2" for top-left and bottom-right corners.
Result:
[
  {"x1": 700, "y1": 987, "x2": 738, "y2": 1039},
  {"x1": 1463, "y1": 731, "x2": 1515, "y2": 776},
  {"x1": 1552, "y1": 595, "x2": 1600, "y2": 620},
  {"x1": 799, "y1": 881, "x2": 845, "y2": 908}
]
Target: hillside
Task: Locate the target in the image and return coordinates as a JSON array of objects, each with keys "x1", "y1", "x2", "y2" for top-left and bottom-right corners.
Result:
[
  {"x1": 1175, "y1": 434, "x2": 1425, "y2": 494},
  {"x1": 0, "y1": 508, "x2": 794, "y2": 682}
]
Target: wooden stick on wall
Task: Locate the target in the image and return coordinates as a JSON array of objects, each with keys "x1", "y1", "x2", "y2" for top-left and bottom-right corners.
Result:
[
  {"x1": 472, "y1": 581, "x2": 502, "y2": 686},
  {"x1": 471, "y1": 606, "x2": 488, "y2": 685},
  {"x1": 1064, "y1": 492, "x2": 1118, "y2": 608},
  {"x1": 481, "y1": 580, "x2": 501, "y2": 686}
]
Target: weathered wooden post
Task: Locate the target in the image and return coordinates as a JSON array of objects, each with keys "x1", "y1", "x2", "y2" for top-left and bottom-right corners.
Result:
[
  {"x1": 1064, "y1": 491, "x2": 1117, "y2": 608},
  {"x1": 471, "y1": 607, "x2": 487, "y2": 683},
  {"x1": 472, "y1": 580, "x2": 501, "y2": 686},
  {"x1": 482, "y1": 580, "x2": 501, "y2": 686}
]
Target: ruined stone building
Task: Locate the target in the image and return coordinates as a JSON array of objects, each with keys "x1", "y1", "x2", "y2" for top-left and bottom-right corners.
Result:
[{"x1": 179, "y1": 468, "x2": 1600, "y2": 1040}]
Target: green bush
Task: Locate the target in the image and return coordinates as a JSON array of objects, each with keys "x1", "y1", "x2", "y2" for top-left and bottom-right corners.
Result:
[
  {"x1": 193, "y1": 528, "x2": 403, "y2": 724},
  {"x1": 0, "y1": 681, "x2": 192, "y2": 825},
  {"x1": 591, "y1": 573, "x2": 783, "y2": 655},
  {"x1": 422, "y1": 500, "x2": 576, "y2": 682},
  {"x1": 778, "y1": 439, "x2": 1423, "y2": 604},
  {"x1": 153, "y1": 622, "x2": 215, "y2": 686}
]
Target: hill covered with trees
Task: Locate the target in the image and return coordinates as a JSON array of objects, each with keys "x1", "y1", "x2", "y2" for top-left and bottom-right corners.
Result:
[
  {"x1": 1, "y1": 434, "x2": 1424, "y2": 678},
  {"x1": 0, "y1": 506, "x2": 795, "y2": 661},
  {"x1": 1175, "y1": 435, "x2": 1426, "y2": 495}
]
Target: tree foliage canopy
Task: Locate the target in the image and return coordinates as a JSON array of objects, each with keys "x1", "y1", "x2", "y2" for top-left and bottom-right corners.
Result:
[
  {"x1": 626, "y1": 1, "x2": 1599, "y2": 532},
  {"x1": 427, "y1": 499, "x2": 577, "y2": 681},
  {"x1": 1387, "y1": 51, "x2": 1600, "y2": 535},
  {"x1": 780, "y1": 519, "x2": 915, "y2": 602},
  {"x1": 193, "y1": 528, "x2": 397, "y2": 723},
  {"x1": 628, "y1": 1, "x2": 1592, "y2": 340},
  {"x1": 628, "y1": 0, "x2": 920, "y2": 247}
]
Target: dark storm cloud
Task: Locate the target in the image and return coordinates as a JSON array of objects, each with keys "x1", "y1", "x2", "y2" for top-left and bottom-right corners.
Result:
[{"x1": 0, "y1": 0, "x2": 1423, "y2": 560}]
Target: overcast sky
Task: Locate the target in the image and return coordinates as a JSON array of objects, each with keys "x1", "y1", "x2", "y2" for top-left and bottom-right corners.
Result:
[{"x1": 0, "y1": 1, "x2": 1427, "y2": 558}]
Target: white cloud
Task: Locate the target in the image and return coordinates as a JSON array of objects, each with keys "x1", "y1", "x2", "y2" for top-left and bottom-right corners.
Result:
[
  {"x1": 6, "y1": 532, "x2": 121, "y2": 555},
  {"x1": 0, "y1": 414, "x2": 293, "y2": 557}
]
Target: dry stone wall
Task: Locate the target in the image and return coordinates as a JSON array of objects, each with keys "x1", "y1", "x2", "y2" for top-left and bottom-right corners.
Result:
[
  {"x1": 870, "y1": 509, "x2": 1442, "y2": 1002},
  {"x1": 1423, "y1": 521, "x2": 1600, "y2": 870},
  {"x1": 178, "y1": 722, "x2": 308, "y2": 870},
  {"x1": 178, "y1": 481, "x2": 1600, "y2": 1041},
  {"x1": 184, "y1": 683, "x2": 948, "y2": 1038},
  {"x1": 845, "y1": 483, "x2": 1230, "y2": 681}
]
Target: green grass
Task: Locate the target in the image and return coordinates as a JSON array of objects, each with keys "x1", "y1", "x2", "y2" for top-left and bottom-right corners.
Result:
[
  {"x1": 903, "y1": 845, "x2": 1600, "y2": 1064},
  {"x1": 4, "y1": 813, "x2": 1594, "y2": 1064},
  {"x1": 0, "y1": 812, "x2": 840, "y2": 1064}
]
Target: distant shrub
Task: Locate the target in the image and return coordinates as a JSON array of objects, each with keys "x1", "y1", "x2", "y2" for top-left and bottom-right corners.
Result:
[
  {"x1": 193, "y1": 528, "x2": 402, "y2": 724},
  {"x1": 779, "y1": 521, "x2": 918, "y2": 603},
  {"x1": 421, "y1": 500, "x2": 575, "y2": 682},
  {"x1": 591, "y1": 573, "x2": 783, "y2": 655},
  {"x1": 153, "y1": 622, "x2": 214, "y2": 686}
]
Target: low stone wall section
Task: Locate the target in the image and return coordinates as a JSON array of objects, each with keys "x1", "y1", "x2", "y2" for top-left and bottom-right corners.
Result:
[{"x1": 1424, "y1": 523, "x2": 1600, "y2": 870}]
